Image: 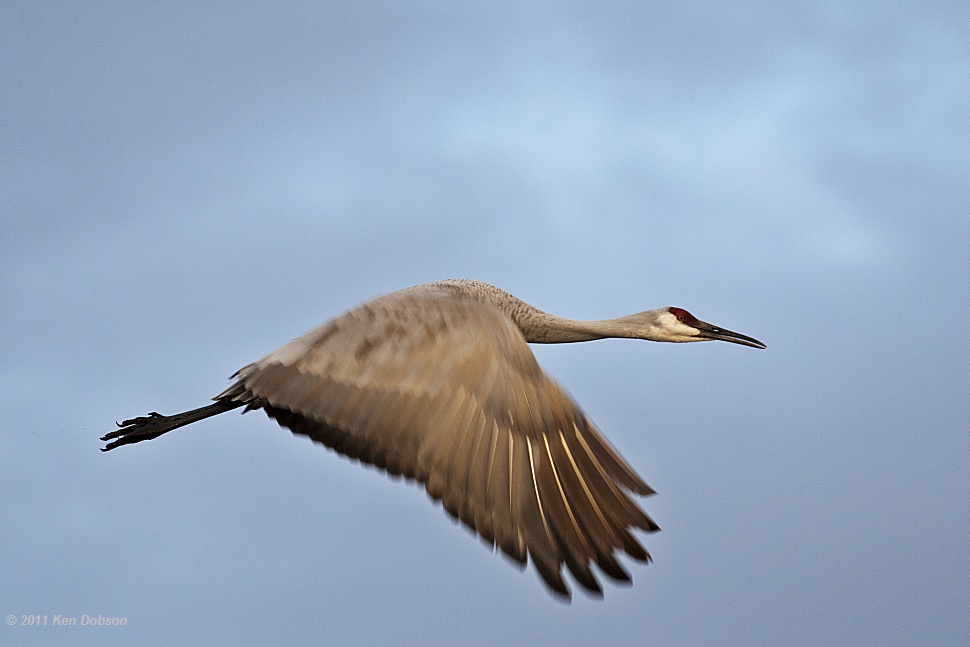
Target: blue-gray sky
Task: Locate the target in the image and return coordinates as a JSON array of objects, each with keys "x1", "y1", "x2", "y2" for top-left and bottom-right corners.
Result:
[{"x1": 2, "y1": 2, "x2": 967, "y2": 645}]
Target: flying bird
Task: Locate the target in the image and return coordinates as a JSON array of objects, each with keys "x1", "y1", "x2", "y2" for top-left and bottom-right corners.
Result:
[{"x1": 102, "y1": 279, "x2": 765, "y2": 599}]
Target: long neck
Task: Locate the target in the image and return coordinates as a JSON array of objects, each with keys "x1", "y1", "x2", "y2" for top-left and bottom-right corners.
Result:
[
  {"x1": 429, "y1": 279, "x2": 643, "y2": 344},
  {"x1": 518, "y1": 314, "x2": 630, "y2": 344}
]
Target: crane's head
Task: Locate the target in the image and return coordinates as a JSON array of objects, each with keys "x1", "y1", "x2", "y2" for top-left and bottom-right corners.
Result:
[{"x1": 635, "y1": 307, "x2": 766, "y2": 348}]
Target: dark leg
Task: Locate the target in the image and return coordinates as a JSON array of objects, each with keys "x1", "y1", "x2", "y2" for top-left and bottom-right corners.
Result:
[{"x1": 101, "y1": 399, "x2": 245, "y2": 451}]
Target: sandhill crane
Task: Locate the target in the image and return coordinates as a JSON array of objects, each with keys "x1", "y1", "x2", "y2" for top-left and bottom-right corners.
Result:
[{"x1": 102, "y1": 279, "x2": 765, "y2": 599}]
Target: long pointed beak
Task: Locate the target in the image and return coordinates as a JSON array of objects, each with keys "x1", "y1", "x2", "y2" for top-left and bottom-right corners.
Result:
[{"x1": 694, "y1": 320, "x2": 766, "y2": 349}]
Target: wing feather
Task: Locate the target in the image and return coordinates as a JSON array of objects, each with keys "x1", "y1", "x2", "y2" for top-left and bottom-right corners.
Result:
[{"x1": 220, "y1": 288, "x2": 657, "y2": 598}]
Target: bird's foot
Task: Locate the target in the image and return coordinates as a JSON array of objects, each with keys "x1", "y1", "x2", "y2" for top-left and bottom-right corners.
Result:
[{"x1": 100, "y1": 412, "x2": 172, "y2": 451}]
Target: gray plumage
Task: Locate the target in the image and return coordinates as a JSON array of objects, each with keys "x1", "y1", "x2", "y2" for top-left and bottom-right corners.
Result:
[{"x1": 102, "y1": 279, "x2": 765, "y2": 599}]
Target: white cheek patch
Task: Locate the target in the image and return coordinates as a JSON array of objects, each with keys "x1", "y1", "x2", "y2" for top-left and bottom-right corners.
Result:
[{"x1": 660, "y1": 311, "x2": 703, "y2": 342}]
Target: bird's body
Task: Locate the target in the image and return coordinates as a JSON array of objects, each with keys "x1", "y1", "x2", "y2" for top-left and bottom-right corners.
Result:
[{"x1": 103, "y1": 279, "x2": 764, "y2": 599}]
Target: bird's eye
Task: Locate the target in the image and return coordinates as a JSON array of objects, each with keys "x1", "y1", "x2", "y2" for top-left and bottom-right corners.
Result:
[{"x1": 669, "y1": 307, "x2": 691, "y2": 323}]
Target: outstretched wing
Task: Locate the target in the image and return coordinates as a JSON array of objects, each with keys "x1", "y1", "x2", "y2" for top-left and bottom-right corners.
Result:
[{"x1": 218, "y1": 288, "x2": 658, "y2": 598}]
